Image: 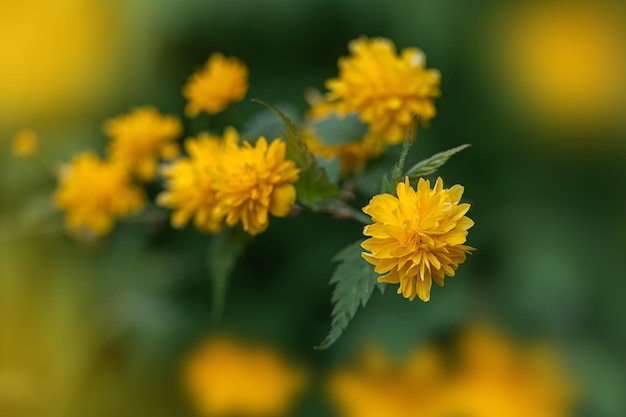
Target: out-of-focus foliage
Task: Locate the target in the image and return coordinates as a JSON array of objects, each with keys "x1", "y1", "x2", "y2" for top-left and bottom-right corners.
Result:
[{"x1": 2, "y1": 0, "x2": 626, "y2": 416}]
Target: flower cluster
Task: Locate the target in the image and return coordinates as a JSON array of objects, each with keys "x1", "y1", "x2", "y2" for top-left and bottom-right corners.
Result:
[
  {"x1": 54, "y1": 107, "x2": 181, "y2": 237},
  {"x1": 52, "y1": 51, "x2": 295, "y2": 239},
  {"x1": 49, "y1": 38, "x2": 472, "y2": 311},
  {"x1": 362, "y1": 177, "x2": 474, "y2": 301},
  {"x1": 158, "y1": 128, "x2": 299, "y2": 236}
]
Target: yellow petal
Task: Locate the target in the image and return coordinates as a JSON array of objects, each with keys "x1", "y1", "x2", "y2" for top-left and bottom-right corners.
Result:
[{"x1": 269, "y1": 184, "x2": 296, "y2": 217}]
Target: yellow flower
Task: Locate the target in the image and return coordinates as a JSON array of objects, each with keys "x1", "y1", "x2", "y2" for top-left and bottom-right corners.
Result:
[
  {"x1": 183, "y1": 336, "x2": 306, "y2": 417},
  {"x1": 217, "y1": 137, "x2": 299, "y2": 236},
  {"x1": 104, "y1": 106, "x2": 182, "y2": 181},
  {"x1": 11, "y1": 129, "x2": 38, "y2": 158},
  {"x1": 361, "y1": 177, "x2": 474, "y2": 301},
  {"x1": 183, "y1": 52, "x2": 249, "y2": 117},
  {"x1": 328, "y1": 346, "x2": 445, "y2": 417},
  {"x1": 443, "y1": 326, "x2": 576, "y2": 417},
  {"x1": 326, "y1": 37, "x2": 441, "y2": 144},
  {"x1": 54, "y1": 153, "x2": 145, "y2": 237},
  {"x1": 157, "y1": 128, "x2": 238, "y2": 233}
]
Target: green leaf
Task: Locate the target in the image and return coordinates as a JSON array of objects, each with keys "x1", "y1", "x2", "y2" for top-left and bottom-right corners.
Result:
[
  {"x1": 207, "y1": 228, "x2": 250, "y2": 320},
  {"x1": 311, "y1": 112, "x2": 368, "y2": 146},
  {"x1": 381, "y1": 128, "x2": 413, "y2": 195},
  {"x1": 315, "y1": 156, "x2": 341, "y2": 185},
  {"x1": 241, "y1": 103, "x2": 300, "y2": 143},
  {"x1": 252, "y1": 99, "x2": 339, "y2": 202},
  {"x1": 316, "y1": 240, "x2": 379, "y2": 350},
  {"x1": 405, "y1": 144, "x2": 471, "y2": 181}
]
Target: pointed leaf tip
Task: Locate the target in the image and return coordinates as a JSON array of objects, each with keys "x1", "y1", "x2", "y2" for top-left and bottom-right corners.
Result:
[{"x1": 405, "y1": 144, "x2": 471, "y2": 181}]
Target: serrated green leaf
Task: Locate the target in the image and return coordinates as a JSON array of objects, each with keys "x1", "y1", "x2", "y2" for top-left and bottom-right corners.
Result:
[
  {"x1": 207, "y1": 228, "x2": 250, "y2": 320},
  {"x1": 316, "y1": 240, "x2": 379, "y2": 350},
  {"x1": 311, "y1": 112, "x2": 368, "y2": 146},
  {"x1": 405, "y1": 144, "x2": 471, "y2": 181},
  {"x1": 252, "y1": 99, "x2": 339, "y2": 202}
]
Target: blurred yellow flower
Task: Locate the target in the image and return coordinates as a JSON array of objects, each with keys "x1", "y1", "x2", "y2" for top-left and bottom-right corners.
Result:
[
  {"x1": 326, "y1": 37, "x2": 440, "y2": 144},
  {"x1": 328, "y1": 326, "x2": 577, "y2": 417},
  {"x1": 11, "y1": 129, "x2": 39, "y2": 158},
  {"x1": 329, "y1": 346, "x2": 445, "y2": 417},
  {"x1": 217, "y1": 137, "x2": 299, "y2": 235},
  {"x1": 157, "y1": 128, "x2": 238, "y2": 233},
  {"x1": 443, "y1": 326, "x2": 576, "y2": 417},
  {"x1": 183, "y1": 53, "x2": 249, "y2": 117},
  {"x1": 104, "y1": 106, "x2": 182, "y2": 181},
  {"x1": 361, "y1": 177, "x2": 474, "y2": 301},
  {"x1": 54, "y1": 153, "x2": 145, "y2": 237},
  {"x1": 183, "y1": 337, "x2": 306, "y2": 417},
  {"x1": 492, "y1": 1, "x2": 626, "y2": 134}
]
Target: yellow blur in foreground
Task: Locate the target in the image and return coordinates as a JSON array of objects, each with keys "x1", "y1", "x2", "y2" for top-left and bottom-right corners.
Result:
[
  {"x1": 329, "y1": 325, "x2": 576, "y2": 417},
  {"x1": 183, "y1": 337, "x2": 306, "y2": 417},
  {"x1": 0, "y1": 244, "x2": 96, "y2": 417},
  {"x1": 0, "y1": 0, "x2": 124, "y2": 127},
  {"x1": 490, "y1": 1, "x2": 626, "y2": 135}
]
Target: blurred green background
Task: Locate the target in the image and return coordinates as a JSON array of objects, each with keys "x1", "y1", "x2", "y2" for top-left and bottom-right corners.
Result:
[{"x1": 1, "y1": 0, "x2": 626, "y2": 416}]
